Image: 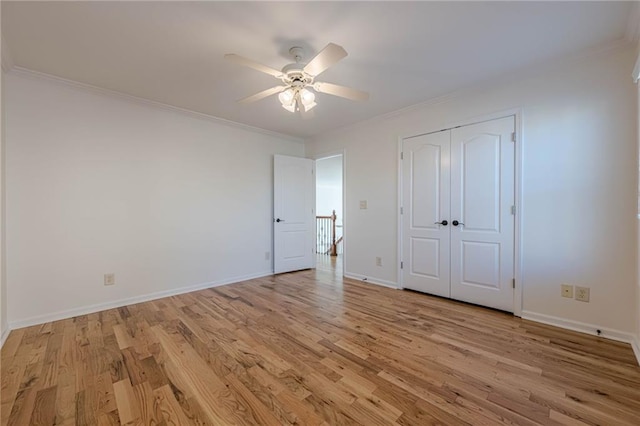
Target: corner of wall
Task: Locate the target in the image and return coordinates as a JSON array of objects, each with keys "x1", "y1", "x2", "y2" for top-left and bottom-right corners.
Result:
[
  {"x1": 632, "y1": 335, "x2": 640, "y2": 366},
  {"x1": 0, "y1": 13, "x2": 8, "y2": 347},
  {"x1": 0, "y1": 325, "x2": 8, "y2": 348}
]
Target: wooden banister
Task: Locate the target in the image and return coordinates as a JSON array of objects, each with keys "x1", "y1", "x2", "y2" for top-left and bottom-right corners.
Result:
[{"x1": 316, "y1": 209, "x2": 341, "y2": 256}]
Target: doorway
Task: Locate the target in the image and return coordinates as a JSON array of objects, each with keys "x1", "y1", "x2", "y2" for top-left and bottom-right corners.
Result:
[
  {"x1": 400, "y1": 116, "x2": 516, "y2": 312},
  {"x1": 315, "y1": 154, "x2": 344, "y2": 276}
]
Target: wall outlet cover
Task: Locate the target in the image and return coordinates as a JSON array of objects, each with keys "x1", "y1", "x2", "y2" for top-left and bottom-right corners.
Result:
[
  {"x1": 359, "y1": 200, "x2": 367, "y2": 209},
  {"x1": 575, "y1": 286, "x2": 590, "y2": 302},
  {"x1": 375, "y1": 257, "x2": 382, "y2": 267},
  {"x1": 104, "y1": 273, "x2": 115, "y2": 286}
]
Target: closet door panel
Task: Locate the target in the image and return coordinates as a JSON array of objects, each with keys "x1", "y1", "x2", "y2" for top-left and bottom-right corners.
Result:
[{"x1": 401, "y1": 131, "x2": 451, "y2": 297}]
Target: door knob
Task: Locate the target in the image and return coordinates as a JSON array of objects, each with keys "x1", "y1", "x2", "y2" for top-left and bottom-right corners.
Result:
[
  {"x1": 275, "y1": 218, "x2": 284, "y2": 223},
  {"x1": 452, "y1": 220, "x2": 464, "y2": 226},
  {"x1": 434, "y1": 220, "x2": 448, "y2": 226}
]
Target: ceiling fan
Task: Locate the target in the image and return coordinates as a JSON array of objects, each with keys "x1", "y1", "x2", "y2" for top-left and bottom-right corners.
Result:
[{"x1": 225, "y1": 43, "x2": 369, "y2": 113}]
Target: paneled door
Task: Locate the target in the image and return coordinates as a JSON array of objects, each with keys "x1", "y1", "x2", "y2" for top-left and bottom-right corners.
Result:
[
  {"x1": 401, "y1": 131, "x2": 451, "y2": 297},
  {"x1": 401, "y1": 116, "x2": 515, "y2": 312},
  {"x1": 450, "y1": 117, "x2": 515, "y2": 311},
  {"x1": 273, "y1": 155, "x2": 315, "y2": 274}
]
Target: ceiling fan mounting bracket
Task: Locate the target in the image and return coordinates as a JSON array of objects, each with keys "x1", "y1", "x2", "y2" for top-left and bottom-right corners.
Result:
[{"x1": 288, "y1": 46, "x2": 304, "y2": 63}]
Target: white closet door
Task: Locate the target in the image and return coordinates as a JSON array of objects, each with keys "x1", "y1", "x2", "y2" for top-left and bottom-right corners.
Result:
[
  {"x1": 450, "y1": 117, "x2": 515, "y2": 312},
  {"x1": 401, "y1": 131, "x2": 451, "y2": 297}
]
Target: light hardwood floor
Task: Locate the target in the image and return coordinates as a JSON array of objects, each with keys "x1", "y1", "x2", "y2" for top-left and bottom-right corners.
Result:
[{"x1": 2, "y1": 259, "x2": 639, "y2": 425}]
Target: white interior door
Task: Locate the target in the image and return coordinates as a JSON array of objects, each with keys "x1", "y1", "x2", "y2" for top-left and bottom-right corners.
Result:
[
  {"x1": 450, "y1": 117, "x2": 515, "y2": 311},
  {"x1": 401, "y1": 116, "x2": 515, "y2": 312},
  {"x1": 274, "y1": 155, "x2": 315, "y2": 274},
  {"x1": 401, "y1": 131, "x2": 451, "y2": 297}
]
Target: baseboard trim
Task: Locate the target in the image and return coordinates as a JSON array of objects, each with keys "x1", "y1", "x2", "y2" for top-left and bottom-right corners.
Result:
[
  {"x1": 631, "y1": 336, "x2": 640, "y2": 367},
  {"x1": 0, "y1": 326, "x2": 10, "y2": 349},
  {"x1": 344, "y1": 272, "x2": 399, "y2": 289},
  {"x1": 9, "y1": 271, "x2": 273, "y2": 330},
  {"x1": 521, "y1": 310, "x2": 635, "y2": 344}
]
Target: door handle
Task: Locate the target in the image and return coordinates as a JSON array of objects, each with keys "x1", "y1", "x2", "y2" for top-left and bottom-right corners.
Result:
[
  {"x1": 275, "y1": 218, "x2": 284, "y2": 223},
  {"x1": 434, "y1": 220, "x2": 448, "y2": 226},
  {"x1": 452, "y1": 220, "x2": 464, "y2": 226}
]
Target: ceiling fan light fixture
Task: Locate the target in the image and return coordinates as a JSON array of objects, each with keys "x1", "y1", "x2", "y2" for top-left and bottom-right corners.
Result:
[
  {"x1": 281, "y1": 101, "x2": 297, "y2": 113},
  {"x1": 300, "y1": 88, "x2": 316, "y2": 106},
  {"x1": 226, "y1": 43, "x2": 369, "y2": 116},
  {"x1": 302, "y1": 101, "x2": 317, "y2": 112},
  {"x1": 278, "y1": 88, "x2": 295, "y2": 106}
]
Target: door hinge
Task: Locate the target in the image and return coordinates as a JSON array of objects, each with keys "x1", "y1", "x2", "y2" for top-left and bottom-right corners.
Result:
[
  {"x1": 512, "y1": 278, "x2": 515, "y2": 288},
  {"x1": 401, "y1": 261, "x2": 404, "y2": 269},
  {"x1": 400, "y1": 207, "x2": 403, "y2": 214},
  {"x1": 511, "y1": 205, "x2": 516, "y2": 215},
  {"x1": 511, "y1": 132, "x2": 516, "y2": 142},
  {"x1": 400, "y1": 152, "x2": 404, "y2": 160}
]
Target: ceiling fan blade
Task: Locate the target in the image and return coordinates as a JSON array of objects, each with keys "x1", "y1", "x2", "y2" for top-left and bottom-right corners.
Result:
[
  {"x1": 303, "y1": 43, "x2": 347, "y2": 77},
  {"x1": 314, "y1": 82, "x2": 369, "y2": 101},
  {"x1": 238, "y1": 86, "x2": 286, "y2": 104},
  {"x1": 225, "y1": 54, "x2": 283, "y2": 77}
]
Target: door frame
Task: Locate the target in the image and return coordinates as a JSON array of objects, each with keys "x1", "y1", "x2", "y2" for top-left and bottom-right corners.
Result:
[
  {"x1": 397, "y1": 108, "x2": 524, "y2": 317},
  {"x1": 311, "y1": 149, "x2": 347, "y2": 275}
]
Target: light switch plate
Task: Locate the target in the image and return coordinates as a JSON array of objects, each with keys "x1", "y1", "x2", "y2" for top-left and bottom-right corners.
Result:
[{"x1": 359, "y1": 200, "x2": 367, "y2": 209}]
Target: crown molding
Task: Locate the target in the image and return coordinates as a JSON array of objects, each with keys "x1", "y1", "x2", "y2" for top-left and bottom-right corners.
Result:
[
  {"x1": 7, "y1": 66, "x2": 304, "y2": 143},
  {"x1": 310, "y1": 38, "x2": 633, "y2": 142},
  {"x1": 626, "y1": 2, "x2": 640, "y2": 43},
  {"x1": 1, "y1": 38, "x2": 14, "y2": 72}
]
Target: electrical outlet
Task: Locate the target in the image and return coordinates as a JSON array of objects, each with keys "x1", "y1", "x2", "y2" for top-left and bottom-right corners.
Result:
[
  {"x1": 561, "y1": 284, "x2": 573, "y2": 298},
  {"x1": 359, "y1": 200, "x2": 368, "y2": 209},
  {"x1": 265, "y1": 251, "x2": 270, "y2": 261},
  {"x1": 104, "y1": 273, "x2": 115, "y2": 286},
  {"x1": 375, "y1": 257, "x2": 382, "y2": 267},
  {"x1": 575, "y1": 286, "x2": 590, "y2": 302}
]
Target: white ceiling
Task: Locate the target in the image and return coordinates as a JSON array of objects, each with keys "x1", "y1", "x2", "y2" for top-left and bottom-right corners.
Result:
[{"x1": 2, "y1": 1, "x2": 634, "y2": 139}]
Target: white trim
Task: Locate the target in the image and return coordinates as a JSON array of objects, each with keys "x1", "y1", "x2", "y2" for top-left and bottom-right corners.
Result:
[
  {"x1": 397, "y1": 138, "x2": 403, "y2": 290},
  {"x1": 632, "y1": 336, "x2": 640, "y2": 366},
  {"x1": 0, "y1": 326, "x2": 10, "y2": 348},
  {"x1": 9, "y1": 271, "x2": 273, "y2": 330},
  {"x1": 8, "y1": 67, "x2": 304, "y2": 144},
  {"x1": 633, "y1": 54, "x2": 640, "y2": 83},
  {"x1": 396, "y1": 109, "x2": 523, "y2": 317},
  {"x1": 344, "y1": 272, "x2": 398, "y2": 289},
  {"x1": 521, "y1": 310, "x2": 635, "y2": 345},
  {"x1": 513, "y1": 110, "x2": 524, "y2": 317}
]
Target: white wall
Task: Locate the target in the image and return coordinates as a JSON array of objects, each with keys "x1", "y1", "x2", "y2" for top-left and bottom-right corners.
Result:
[
  {"x1": 306, "y1": 44, "x2": 638, "y2": 336},
  {"x1": 5, "y1": 71, "x2": 304, "y2": 327}
]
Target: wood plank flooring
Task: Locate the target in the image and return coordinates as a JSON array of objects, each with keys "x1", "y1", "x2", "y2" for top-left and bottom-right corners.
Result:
[{"x1": 2, "y1": 260, "x2": 640, "y2": 425}]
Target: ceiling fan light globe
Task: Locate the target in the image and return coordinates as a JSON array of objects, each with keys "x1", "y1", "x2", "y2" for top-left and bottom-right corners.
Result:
[
  {"x1": 278, "y1": 89, "x2": 295, "y2": 106},
  {"x1": 300, "y1": 88, "x2": 316, "y2": 106},
  {"x1": 282, "y1": 102, "x2": 296, "y2": 113},
  {"x1": 303, "y1": 101, "x2": 317, "y2": 112}
]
